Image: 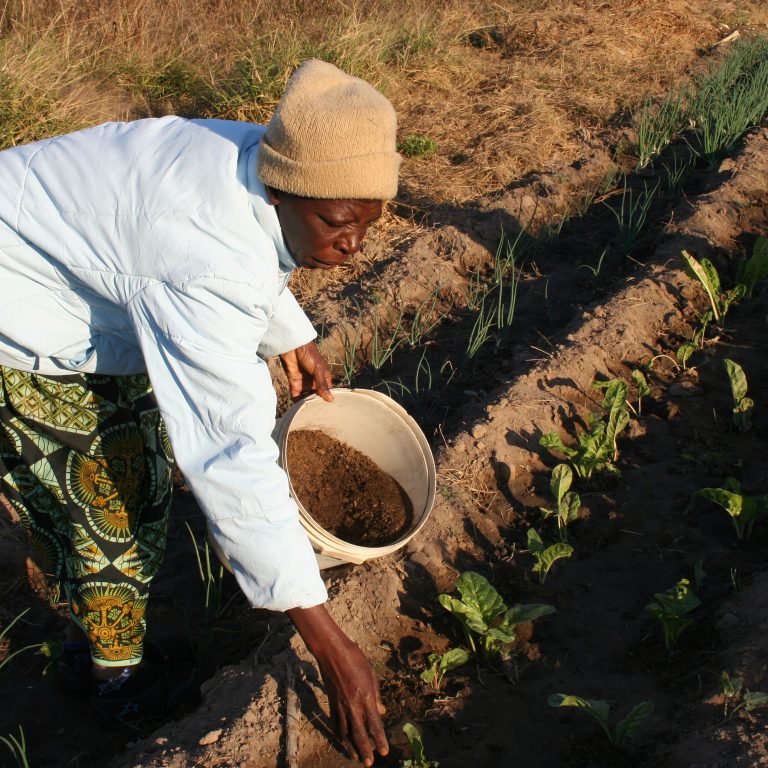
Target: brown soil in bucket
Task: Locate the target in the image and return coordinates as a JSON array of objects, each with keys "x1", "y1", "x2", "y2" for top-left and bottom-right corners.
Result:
[{"x1": 286, "y1": 429, "x2": 414, "y2": 547}]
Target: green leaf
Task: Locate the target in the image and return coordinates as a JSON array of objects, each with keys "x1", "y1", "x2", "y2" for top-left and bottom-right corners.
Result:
[
  {"x1": 548, "y1": 694, "x2": 612, "y2": 738},
  {"x1": 540, "y1": 432, "x2": 576, "y2": 459},
  {"x1": 402, "y1": 723, "x2": 439, "y2": 767},
  {"x1": 677, "y1": 342, "x2": 696, "y2": 367},
  {"x1": 631, "y1": 369, "x2": 651, "y2": 398},
  {"x1": 438, "y1": 594, "x2": 487, "y2": 636},
  {"x1": 697, "y1": 487, "x2": 743, "y2": 518},
  {"x1": 503, "y1": 603, "x2": 556, "y2": 627},
  {"x1": 527, "y1": 528, "x2": 545, "y2": 554},
  {"x1": 725, "y1": 357, "x2": 749, "y2": 400},
  {"x1": 455, "y1": 571, "x2": 506, "y2": 625},
  {"x1": 439, "y1": 647, "x2": 469, "y2": 672},
  {"x1": 534, "y1": 543, "x2": 574, "y2": 577},
  {"x1": 744, "y1": 692, "x2": 768, "y2": 712},
  {"x1": 741, "y1": 235, "x2": 768, "y2": 296},
  {"x1": 564, "y1": 492, "x2": 581, "y2": 524},
  {"x1": 721, "y1": 671, "x2": 743, "y2": 699},
  {"x1": 613, "y1": 700, "x2": 655, "y2": 746},
  {"x1": 682, "y1": 250, "x2": 721, "y2": 321},
  {"x1": 551, "y1": 463, "x2": 573, "y2": 506}
]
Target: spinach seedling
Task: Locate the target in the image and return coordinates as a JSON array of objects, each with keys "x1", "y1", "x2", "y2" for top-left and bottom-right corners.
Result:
[
  {"x1": 527, "y1": 528, "x2": 573, "y2": 584},
  {"x1": 419, "y1": 648, "x2": 469, "y2": 691},
  {"x1": 539, "y1": 463, "x2": 580, "y2": 542},
  {"x1": 696, "y1": 478, "x2": 767, "y2": 540},
  {"x1": 548, "y1": 694, "x2": 654, "y2": 748},
  {"x1": 720, "y1": 671, "x2": 768, "y2": 721},
  {"x1": 540, "y1": 378, "x2": 630, "y2": 480},
  {"x1": 724, "y1": 359, "x2": 754, "y2": 433},
  {"x1": 439, "y1": 571, "x2": 555, "y2": 661},
  {"x1": 645, "y1": 578, "x2": 700, "y2": 651},
  {"x1": 401, "y1": 723, "x2": 439, "y2": 768}
]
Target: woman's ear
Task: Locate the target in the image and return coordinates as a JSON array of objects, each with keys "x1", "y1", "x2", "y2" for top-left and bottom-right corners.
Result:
[{"x1": 266, "y1": 186, "x2": 281, "y2": 206}]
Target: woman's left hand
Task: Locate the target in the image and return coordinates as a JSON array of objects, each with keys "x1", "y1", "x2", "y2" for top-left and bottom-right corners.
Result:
[{"x1": 279, "y1": 341, "x2": 333, "y2": 402}]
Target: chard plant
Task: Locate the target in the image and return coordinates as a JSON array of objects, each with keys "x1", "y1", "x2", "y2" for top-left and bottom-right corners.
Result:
[
  {"x1": 630, "y1": 369, "x2": 651, "y2": 415},
  {"x1": 539, "y1": 463, "x2": 580, "y2": 542},
  {"x1": 736, "y1": 235, "x2": 768, "y2": 299},
  {"x1": 681, "y1": 250, "x2": 745, "y2": 324},
  {"x1": 401, "y1": 723, "x2": 439, "y2": 768},
  {"x1": 645, "y1": 578, "x2": 700, "y2": 651},
  {"x1": 419, "y1": 647, "x2": 469, "y2": 691},
  {"x1": 439, "y1": 571, "x2": 555, "y2": 662},
  {"x1": 527, "y1": 529, "x2": 573, "y2": 584},
  {"x1": 540, "y1": 378, "x2": 630, "y2": 480},
  {"x1": 724, "y1": 359, "x2": 754, "y2": 433},
  {"x1": 548, "y1": 694, "x2": 654, "y2": 748},
  {"x1": 696, "y1": 478, "x2": 767, "y2": 540},
  {"x1": 720, "y1": 671, "x2": 768, "y2": 721}
]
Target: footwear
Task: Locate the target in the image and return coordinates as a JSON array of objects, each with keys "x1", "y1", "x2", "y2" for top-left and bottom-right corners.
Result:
[{"x1": 90, "y1": 656, "x2": 200, "y2": 725}]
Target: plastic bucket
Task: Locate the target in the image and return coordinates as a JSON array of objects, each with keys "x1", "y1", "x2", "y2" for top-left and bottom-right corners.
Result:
[
  {"x1": 209, "y1": 388, "x2": 435, "y2": 572},
  {"x1": 275, "y1": 388, "x2": 436, "y2": 569}
]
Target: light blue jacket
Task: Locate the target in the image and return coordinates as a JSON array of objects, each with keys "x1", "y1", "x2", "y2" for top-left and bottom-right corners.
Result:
[{"x1": 0, "y1": 116, "x2": 328, "y2": 610}]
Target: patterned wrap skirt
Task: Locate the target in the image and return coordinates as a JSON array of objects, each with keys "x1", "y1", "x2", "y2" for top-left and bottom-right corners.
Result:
[{"x1": 0, "y1": 366, "x2": 173, "y2": 667}]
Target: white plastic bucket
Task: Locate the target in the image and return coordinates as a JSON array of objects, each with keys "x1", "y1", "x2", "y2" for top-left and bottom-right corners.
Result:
[
  {"x1": 209, "y1": 388, "x2": 436, "y2": 572},
  {"x1": 275, "y1": 388, "x2": 436, "y2": 569}
]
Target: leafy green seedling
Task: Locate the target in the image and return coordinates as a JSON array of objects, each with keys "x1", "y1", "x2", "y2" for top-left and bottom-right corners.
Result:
[
  {"x1": 681, "y1": 250, "x2": 745, "y2": 323},
  {"x1": 736, "y1": 235, "x2": 768, "y2": 298},
  {"x1": 548, "y1": 694, "x2": 654, "y2": 748},
  {"x1": 401, "y1": 723, "x2": 439, "y2": 767},
  {"x1": 630, "y1": 369, "x2": 651, "y2": 415},
  {"x1": 527, "y1": 529, "x2": 573, "y2": 584},
  {"x1": 539, "y1": 464, "x2": 580, "y2": 542},
  {"x1": 720, "y1": 671, "x2": 768, "y2": 721},
  {"x1": 724, "y1": 359, "x2": 754, "y2": 432},
  {"x1": 540, "y1": 379, "x2": 630, "y2": 480},
  {"x1": 645, "y1": 578, "x2": 701, "y2": 651},
  {"x1": 696, "y1": 477, "x2": 767, "y2": 540},
  {"x1": 438, "y1": 571, "x2": 555, "y2": 661},
  {"x1": 419, "y1": 648, "x2": 469, "y2": 691}
]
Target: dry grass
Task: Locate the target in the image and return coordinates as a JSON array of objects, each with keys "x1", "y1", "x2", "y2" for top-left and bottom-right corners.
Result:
[{"x1": 0, "y1": 0, "x2": 766, "y2": 199}]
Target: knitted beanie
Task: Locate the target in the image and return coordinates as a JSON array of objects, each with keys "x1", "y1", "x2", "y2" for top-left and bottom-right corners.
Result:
[{"x1": 257, "y1": 59, "x2": 401, "y2": 200}]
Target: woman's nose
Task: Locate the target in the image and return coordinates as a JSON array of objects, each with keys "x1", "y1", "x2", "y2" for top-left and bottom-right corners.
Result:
[{"x1": 335, "y1": 228, "x2": 363, "y2": 256}]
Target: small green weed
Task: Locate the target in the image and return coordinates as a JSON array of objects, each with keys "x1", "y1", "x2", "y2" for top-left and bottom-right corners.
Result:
[
  {"x1": 696, "y1": 478, "x2": 767, "y2": 540},
  {"x1": 548, "y1": 694, "x2": 654, "y2": 748},
  {"x1": 398, "y1": 134, "x2": 438, "y2": 158},
  {"x1": 645, "y1": 578, "x2": 700, "y2": 651},
  {"x1": 401, "y1": 723, "x2": 439, "y2": 767},
  {"x1": 527, "y1": 528, "x2": 573, "y2": 584},
  {"x1": 539, "y1": 463, "x2": 580, "y2": 542},
  {"x1": 724, "y1": 359, "x2": 754, "y2": 432},
  {"x1": 438, "y1": 571, "x2": 555, "y2": 662}
]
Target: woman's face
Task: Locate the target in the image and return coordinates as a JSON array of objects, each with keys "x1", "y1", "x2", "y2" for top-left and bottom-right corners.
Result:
[{"x1": 267, "y1": 189, "x2": 383, "y2": 269}]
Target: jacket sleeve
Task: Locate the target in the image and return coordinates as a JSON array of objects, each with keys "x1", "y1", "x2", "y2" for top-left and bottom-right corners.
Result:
[
  {"x1": 126, "y1": 276, "x2": 328, "y2": 611},
  {"x1": 256, "y1": 286, "x2": 316, "y2": 358}
]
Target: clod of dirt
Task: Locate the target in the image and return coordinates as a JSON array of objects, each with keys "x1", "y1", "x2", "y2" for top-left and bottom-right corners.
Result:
[{"x1": 286, "y1": 430, "x2": 413, "y2": 546}]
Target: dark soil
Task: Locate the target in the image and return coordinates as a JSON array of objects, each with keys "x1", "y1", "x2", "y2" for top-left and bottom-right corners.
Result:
[{"x1": 286, "y1": 430, "x2": 413, "y2": 547}]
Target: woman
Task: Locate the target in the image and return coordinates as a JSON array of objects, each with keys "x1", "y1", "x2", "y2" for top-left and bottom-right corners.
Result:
[{"x1": 0, "y1": 58, "x2": 399, "y2": 766}]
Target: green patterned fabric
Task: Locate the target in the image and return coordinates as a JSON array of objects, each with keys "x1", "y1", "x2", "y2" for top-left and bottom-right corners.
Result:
[{"x1": 0, "y1": 367, "x2": 172, "y2": 667}]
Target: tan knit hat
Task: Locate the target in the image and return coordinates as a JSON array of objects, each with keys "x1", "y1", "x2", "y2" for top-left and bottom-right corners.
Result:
[{"x1": 257, "y1": 59, "x2": 401, "y2": 200}]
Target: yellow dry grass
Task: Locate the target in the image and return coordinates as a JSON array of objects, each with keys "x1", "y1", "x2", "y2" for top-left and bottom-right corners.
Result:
[{"x1": 0, "y1": 0, "x2": 766, "y2": 202}]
